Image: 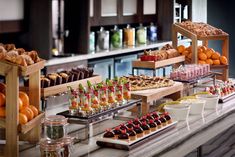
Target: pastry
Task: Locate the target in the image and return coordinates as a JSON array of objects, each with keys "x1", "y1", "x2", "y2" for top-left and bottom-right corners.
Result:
[
  {"x1": 103, "y1": 129, "x2": 115, "y2": 139},
  {"x1": 5, "y1": 50, "x2": 18, "y2": 63},
  {"x1": 146, "y1": 114, "x2": 154, "y2": 120},
  {"x1": 133, "y1": 118, "x2": 141, "y2": 125},
  {"x1": 148, "y1": 120, "x2": 157, "y2": 132},
  {"x1": 133, "y1": 124, "x2": 144, "y2": 138},
  {"x1": 113, "y1": 127, "x2": 122, "y2": 139},
  {"x1": 27, "y1": 50, "x2": 41, "y2": 63},
  {"x1": 47, "y1": 74, "x2": 57, "y2": 86},
  {"x1": 151, "y1": 112, "x2": 159, "y2": 119},
  {"x1": 41, "y1": 77, "x2": 51, "y2": 88},
  {"x1": 21, "y1": 54, "x2": 34, "y2": 65},
  {"x1": 154, "y1": 118, "x2": 162, "y2": 129},
  {"x1": 126, "y1": 121, "x2": 134, "y2": 129},
  {"x1": 164, "y1": 112, "x2": 172, "y2": 124},
  {"x1": 15, "y1": 55, "x2": 27, "y2": 66},
  {"x1": 4, "y1": 44, "x2": 15, "y2": 51},
  {"x1": 59, "y1": 72, "x2": 69, "y2": 83},
  {"x1": 159, "y1": 116, "x2": 167, "y2": 126},
  {"x1": 118, "y1": 130, "x2": 129, "y2": 142},
  {"x1": 127, "y1": 128, "x2": 137, "y2": 141},
  {"x1": 119, "y1": 124, "x2": 128, "y2": 131},
  {"x1": 140, "y1": 121, "x2": 151, "y2": 134},
  {"x1": 140, "y1": 116, "x2": 149, "y2": 123},
  {"x1": 15, "y1": 48, "x2": 25, "y2": 55}
]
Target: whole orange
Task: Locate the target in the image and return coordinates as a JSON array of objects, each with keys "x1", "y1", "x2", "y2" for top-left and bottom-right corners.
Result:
[
  {"x1": 177, "y1": 45, "x2": 185, "y2": 53},
  {"x1": 19, "y1": 113, "x2": 28, "y2": 125},
  {"x1": 0, "y1": 83, "x2": 6, "y2": 94},
  {"x1": 20, "y1": 107, "x2": 34, "y2": 121},
  {"x1": 205, "y1": 59, "x2": 213, "y2": 65},
  {"x1": 19, "y1": 91, "x2": 29, "y2": 108},
  {"x1": 220, "y1": 56, "x2": 228, "y2": 65},
  {"x1": 0, "y1": 107, "x2": 5, "y2": 117},
  {"x1": 211, "y1": 52, "x2": 221, "y2": 60},
  {"x1": 28, "y1": 105, "x2": 39, "y2": 117},
  {"x1": 198, "y1": 53, "x2": 207, "y2": 61},
  {"x1": 198, "y1": 60, "x2": 206, "y2": 64},
  {"x1": 213, "y1": 59, "x2": 221, "y2": 65}
]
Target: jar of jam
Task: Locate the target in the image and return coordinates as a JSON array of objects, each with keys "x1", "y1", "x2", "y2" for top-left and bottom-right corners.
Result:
[
  {"x1": 40, "y1": 139, "x2": 64, "y2": 157},
  {"x1": 97, "y1": 27, "x2": 109, "y2": 51},
  {"x1": 110, "y1": 25, "x2": 123, "y2": 49},
  {"x1": 136, "y1": 23, "x2": 147, "y2": 45},
  {"x1": 124, "y1": 24, "x2": 135, "y2": 46},
  {"x1": 44, "y1": 115, "x2": 68, "y2": 140}
]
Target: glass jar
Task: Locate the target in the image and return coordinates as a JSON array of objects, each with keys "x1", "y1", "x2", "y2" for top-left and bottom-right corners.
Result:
[
  {"x1": 89, "y1": 32, "x2": 95, "y2": 53},
  {"x1": 60, "y1": 136, "x2": 74, "y2": 157},
  {"x1": 67, "y1": 87, "x2": 79, "y2": 114},
  {"x1": 136, "y1": 24, "x2": 147, "y2": 45},
  {"x1": 80, "y1": 93, "x2": 93, "y2": 116},
  {"x1": 110, "y1": 25, "x2": 123, "y2": 49},
  {"x1": 147, "y1": 22, "x2": 157, "y2": 42},
  {"x1": 44, "y1": 115, "x2": 67, "y2": 140},
  {"x1": 97, "y1": 27, "x2": 110, "y2": 51},
  {"x1": 40, "y1": 139, "x2": 64, "y2": 157},
  {"x1": 124, "y1": 24, "x2": 135, "y2": 46},
  {"x1": 123, "y1": 82, "x2": 131, "y2": 101},
  {"x1": 90, "y1": 90, "x2": 100, "y2": 113}
]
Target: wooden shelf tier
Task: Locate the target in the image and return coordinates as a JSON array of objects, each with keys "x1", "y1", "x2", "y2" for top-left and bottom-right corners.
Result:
[
  {"x1": 172, "y1": 23, "x2": 229, "y2": 81},
  {"x1": 132, "y1": 56, "x2": 185, "y2": 69},
  {"x1": 131, "y1": 82, "x2": 183, "y2": 114}
]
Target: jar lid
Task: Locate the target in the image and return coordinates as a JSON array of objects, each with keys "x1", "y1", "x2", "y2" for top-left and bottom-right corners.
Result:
[
  {"x1": 40, "y1": 139, "x2": 63, "y2": 151},
  {"x1": 44, "y1": 115, "x2": 67, "y2": 126}
]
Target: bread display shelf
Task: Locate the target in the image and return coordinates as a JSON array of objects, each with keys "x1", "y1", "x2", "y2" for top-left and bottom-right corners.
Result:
[
  {"x1": 132, "y1": 56, "x2": 185, "y2": 69},
  {"x1": 0, "y1": 60, "x2": 45, "y2": 76},
  {"x1": 96, "y1": 121, "x2": 177, "y2": 150},
  {"x1": 57, "y1": 99, "x2": 141, "y2": 121},
  {"x1": 0, "y1": 112, "x2": 45, "y2": 134},
  {"x1": 172, "y1": 23, "x2": 229, "y2": 81},
  {"x1": 20, "y1": 75, "x2": 102, "y2": 98}
]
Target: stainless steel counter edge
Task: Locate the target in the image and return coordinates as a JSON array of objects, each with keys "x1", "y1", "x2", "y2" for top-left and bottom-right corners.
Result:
[{"x1": 45, "y1": 39, "x2": 191, "y2": 67}]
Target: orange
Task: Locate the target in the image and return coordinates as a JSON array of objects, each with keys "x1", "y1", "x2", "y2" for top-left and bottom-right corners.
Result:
[
  {"x1": 220, "y1": 56, "x2": 228, "y2": 65},
  {"x1": 19, "y1": 113, "x2": 28, "y2": 125},
  {"x1": 177, "y1": 45, "x2": 185, "y2": 53},
  {"x1": 211, "y1": 52, "x2": 221, "y2": 60},
  {"x1": 213, "y1": 59, "x2": 220, "y2": 65},
  {"x1": 205, "y1": 49, "x2": 213, "y2": 59},
  {"x1": 19, "y1": 91, "x2": 29, "y2": 108},
  {"x1": 182, "y1": 50, "x2": 189, "y2": 56},
  {"x1": 0, "y1": 107, "x2": 5, "y2": 117},
  {"x1": 205, "y1": 59, "x2": 213, "y2": 65},
  {"x1": 198, "y1": 47, "x2": 203, "y2": 54},
  {"x1": 0, "y1": 83, "x2": 6, "y2": 94},
  {"x1": 198, "y1": 53, "x2": 207, "y2": 61},
  {"x1": 19, "y1": 98, "x2": 23, "y2": 111},
  {"x1": 201, "y1": 46, "x2": 207, "y2": 52},
  {"x1": 198, "y1": 60, "x2": 206, "y2": 64},
  {"x1": 20, "y1": 107, "x2": 34, "y2": 121},
  {"x1": 28, "y1": 105, "x2": 38, "y2": 117},
  {"x1": 0, "y1": 93, "x2": 6, "y2": 107},
  {"x1": 187, "y1": 52, "x2": 192, "y2": 59}
]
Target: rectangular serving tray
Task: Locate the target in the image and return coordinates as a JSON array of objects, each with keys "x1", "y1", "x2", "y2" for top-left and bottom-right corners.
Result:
[{"x1": 96, "y1": 121, "x2": 177, "y2": 150}]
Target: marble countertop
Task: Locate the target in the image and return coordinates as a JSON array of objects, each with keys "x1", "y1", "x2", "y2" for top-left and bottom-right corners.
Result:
[
  {"x1": 45, "y1": 39, "x2": 190, "y2": 67},
  {"x1": 20, "y1": 99, "x2": 235, "y2": 157}
]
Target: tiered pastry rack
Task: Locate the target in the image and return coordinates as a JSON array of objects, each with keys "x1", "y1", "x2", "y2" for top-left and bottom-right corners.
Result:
[
  {"x1": 0, "y1": 60, "x2": 45, "y2": 157},
  {"x1": 172, "y1": 23, "x2": 229, "y2": 81}
]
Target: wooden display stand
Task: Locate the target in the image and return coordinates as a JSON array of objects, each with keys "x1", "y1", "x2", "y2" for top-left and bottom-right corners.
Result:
[
  {"x1": 132, "y1": 56, "x2": 185, "y2": 77},
  {"x1": 0, "y1": 60, "x2": 45, "y2": 157},
  {"x1": 131, "y1": 82, "x2": 183, "y2": 115},
  {"x1": 172, "y1": 23, "x2": 229, "y2": 81}
]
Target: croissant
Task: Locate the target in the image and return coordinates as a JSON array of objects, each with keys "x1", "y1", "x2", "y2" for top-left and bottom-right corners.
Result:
[
  {"x1": 4, "y1": 44, "x2": 16, "y2": 51},
  {"x1": 21, "y1": 54, "x2": 34, "y2": 65},
  {"x1": 15, "y1": 55, "x2": 27, "y2": 66},
  {"x1": 16, "y1": 48, "x2": 26, "y2": 55},
  {"x1": 27, "y1": 50, "x2": 40, "y2": 63},
  {"x1": 5, "y1": 50, "x2": 19, "y2": 63}
]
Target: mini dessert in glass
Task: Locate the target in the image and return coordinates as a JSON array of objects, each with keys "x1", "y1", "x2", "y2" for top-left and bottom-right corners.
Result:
[
  {"x1": 107, "y1": 79, "x2": 117, "y2": 107},
  {"x1": 67, "y1": 86, "x2": 79, "y2": 114},
  {"x1": 81, "y1": 93, "x2": 93, "y2": 116},
  {"x1": 123, "y1": 81, "x2": 131, "y2": 101},
  {"x1": 98, "y1": 84, "x2": 109, "y2": 110},
  {"x1": 115, "y1": 82, "x2": 126, "y2": 105}
]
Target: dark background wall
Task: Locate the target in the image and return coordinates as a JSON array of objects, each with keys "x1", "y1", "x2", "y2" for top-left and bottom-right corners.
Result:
[{"x1": 207, "y1": 0, "x2": 235, "y2": 77}]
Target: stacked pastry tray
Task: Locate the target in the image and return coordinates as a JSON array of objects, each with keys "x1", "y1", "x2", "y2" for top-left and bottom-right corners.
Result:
[{"x1": 96, "y1": 121, "x2": 177, "y2": 150}]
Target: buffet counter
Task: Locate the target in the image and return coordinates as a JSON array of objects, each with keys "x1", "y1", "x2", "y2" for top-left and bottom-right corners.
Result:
[{"x1": 20, "y1": 99, "x2": 235, "y2": 157}]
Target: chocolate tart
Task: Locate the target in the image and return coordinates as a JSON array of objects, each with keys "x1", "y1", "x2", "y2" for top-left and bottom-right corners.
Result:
[
  {"x1": 113, "y1": 127, "x2": 122, "y2": 139},
  {"x1": 159, "y1": 116, "x2": 167, "y2": 126},
  {"x1": 118, "y1": 130, "x2": 129, "y2": 142},
  {"x1": 133, "y1": 124, "x2": 144, "y2": 138},
  {"x1": 154, "y1": 118, "x2": 162, "y2": 129},
  {"x1": 126, "y1": 121, "x2": 134, "y2": 129},
  {"x1": 140, "y1": 122, "x2": 151, "y2": 134},
  {"x1": 127, "y1": 128, "x2": 137, "y2": 141},
  {"x1": 148, "y1": 120, "x2": 157, "y2": 131},
  {"x1": 164, "y1": 112, "x2": 172, "y2": 124},
  {"x1": 103, "y1": 129, "x2": 115, "y2": 139}
]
